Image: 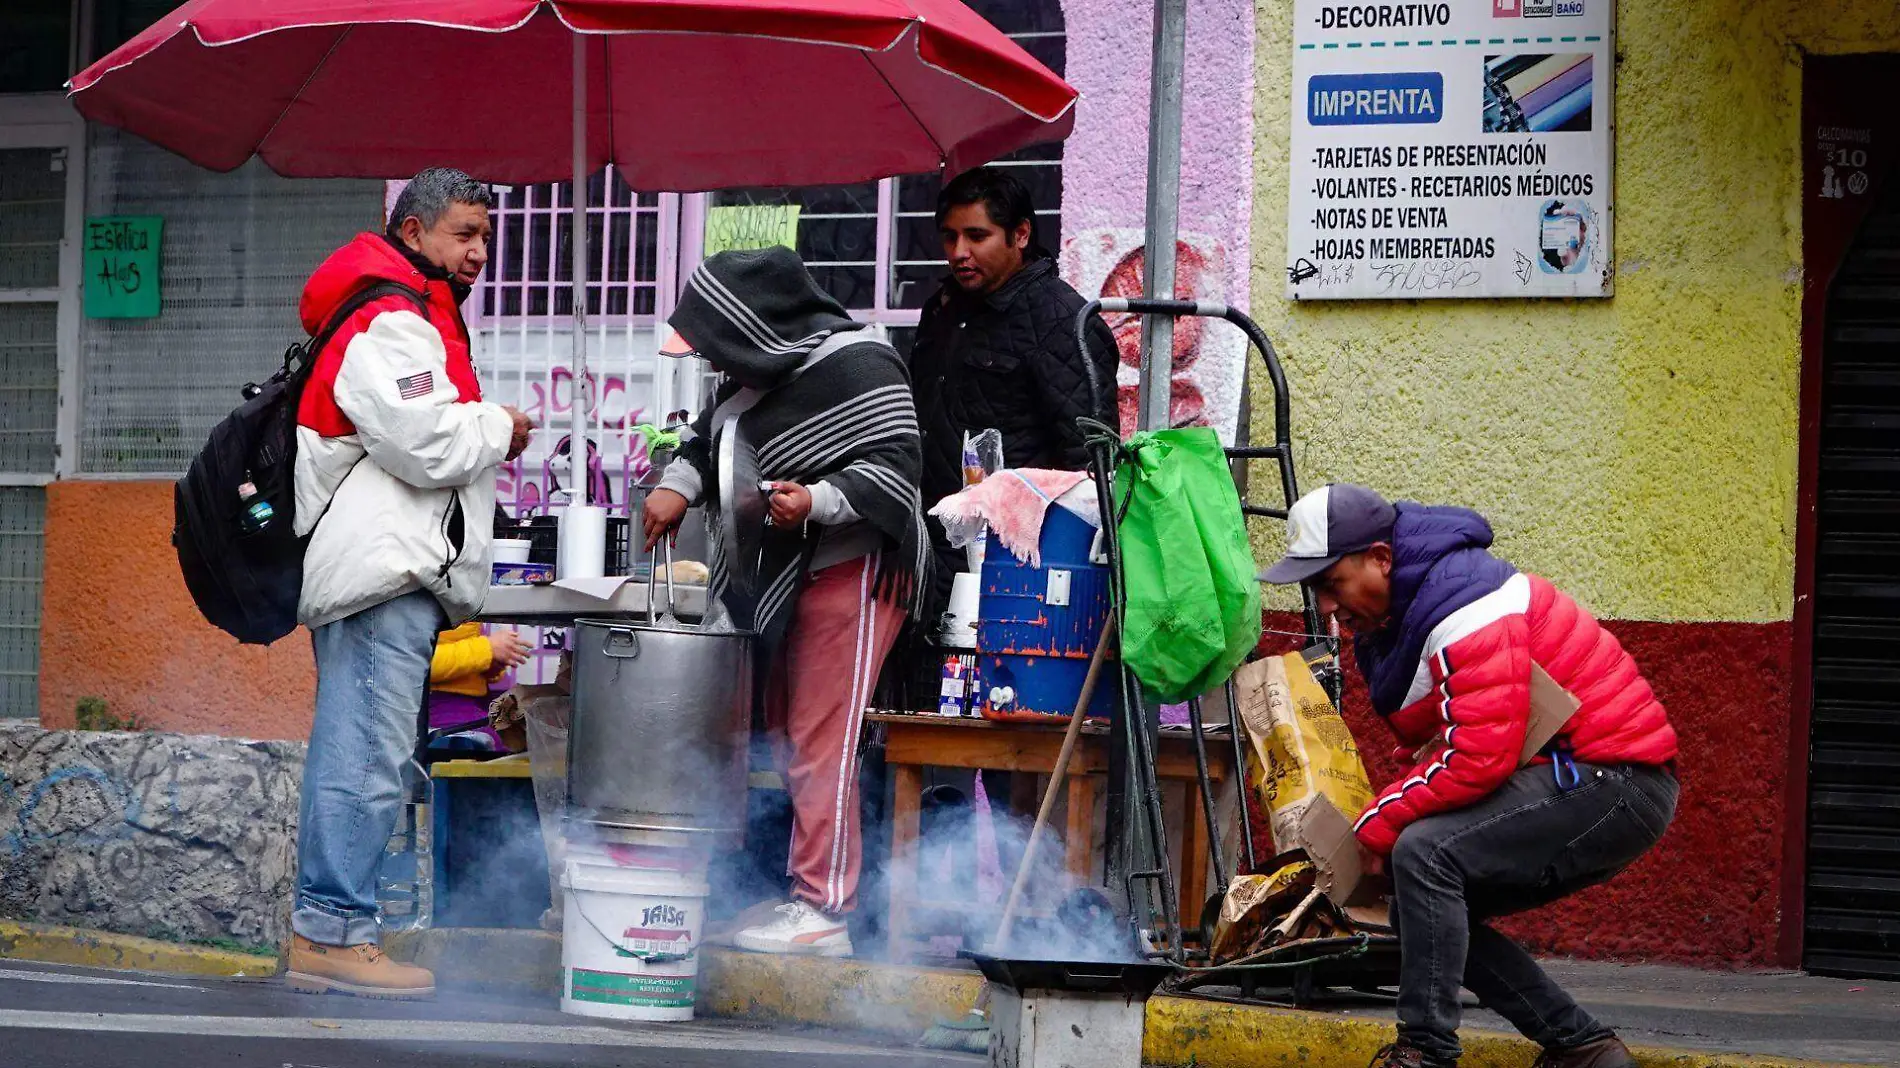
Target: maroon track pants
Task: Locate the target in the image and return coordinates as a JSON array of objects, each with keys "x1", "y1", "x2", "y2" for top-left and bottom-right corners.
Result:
[{"x1": 765, "y1": 554, "x2": 905, "y2": 915}]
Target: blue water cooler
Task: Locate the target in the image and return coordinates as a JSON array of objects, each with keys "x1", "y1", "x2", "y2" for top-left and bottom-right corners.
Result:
[{"x1": 976, "y1": 505, "x2": 1117, "y2": 721}]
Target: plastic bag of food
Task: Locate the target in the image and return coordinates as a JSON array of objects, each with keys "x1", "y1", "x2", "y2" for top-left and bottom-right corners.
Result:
[{"x1": 517, "y1": 685, "x2": 572, "y2": 929}]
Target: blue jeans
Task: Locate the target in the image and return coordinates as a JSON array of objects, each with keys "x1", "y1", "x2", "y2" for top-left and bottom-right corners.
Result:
[
  {"x1": 1390, "y1": 762, "x2": 1678, "y2": 1065},
  {"x1": 295, "y1": 589, "x2": 445, "y2": 947}
]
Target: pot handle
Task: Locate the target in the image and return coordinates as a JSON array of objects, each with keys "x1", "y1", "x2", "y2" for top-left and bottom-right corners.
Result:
[
  {"x1": 1059, "y1": 965, "x2": 1126, "y2": 992},
  {"x1": 602, "y1": 627, "x2": 641, "y2": 659}
]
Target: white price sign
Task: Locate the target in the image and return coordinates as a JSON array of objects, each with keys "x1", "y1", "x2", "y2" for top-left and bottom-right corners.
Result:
[{"x1": 1286, "y1": 0, "x2": 1614, "y2": 300}]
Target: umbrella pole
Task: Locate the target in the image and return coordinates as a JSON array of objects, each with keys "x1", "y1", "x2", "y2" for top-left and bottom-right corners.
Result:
[
  {"x1": 570, "y1": 33, "x2": 591, "y2": 503},
  {"x1": 1135, "y1": 0, "x2": 1185, "y2": 433},
  {"x1": 1106, "y1": 0, "x2": 1188, "y2": 942}
]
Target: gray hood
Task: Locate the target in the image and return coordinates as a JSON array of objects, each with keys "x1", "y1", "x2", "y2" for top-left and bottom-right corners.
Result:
[{"x1": 668, "y1": 247, "x2": 864, "y2": 390}]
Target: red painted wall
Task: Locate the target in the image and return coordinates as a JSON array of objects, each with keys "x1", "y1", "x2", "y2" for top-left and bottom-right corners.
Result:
[
  {"x1": 1257, "y1": 612, "x2": 1791, "y2": 968},
  {"x1": 39, "y1": 481, "x2": 317, "y2": 739}
]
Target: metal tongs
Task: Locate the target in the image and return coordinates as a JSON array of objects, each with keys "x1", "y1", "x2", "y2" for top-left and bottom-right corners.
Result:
[{"x1": 645, "y1": 536, "x2": 682, "y2": 628}]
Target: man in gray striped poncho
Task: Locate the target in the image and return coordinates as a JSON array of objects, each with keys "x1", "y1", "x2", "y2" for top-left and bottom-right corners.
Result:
[{"x1": 644, "y1": 247, "x2": 927, "y2": 957}]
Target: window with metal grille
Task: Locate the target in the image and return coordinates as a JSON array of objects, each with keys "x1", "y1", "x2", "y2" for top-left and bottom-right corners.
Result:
[
  {"x1": 708, "y1": 182, "x2": 884, "y2": 315},
  {"x1": 472, "y1": 168, "x2": 665, "y2": 326},
  {"x1": 0, "y1": 1, "x2": 72, "y2": 95},
  {"x1": 0, "y1": 488, "x2": 44, "y2": 718},
  {"x1": 0, "y1": 304, "x2": 57, "y2": 475},
  {"x1": 712, "y1": 0, "x2": 1066, "y2": 353},
  {"x1": 79, "y1": 127, "x2": 385, "y2": 475},
  {"x1": 92, "y1": 0, "x2": 178, "y2": 59},
  {"x1": 456, "y1": 170, "x2": 679, "y2": 523},
  {"x1": 0, "y1": 147, "x2": 63, "y2": 475}
]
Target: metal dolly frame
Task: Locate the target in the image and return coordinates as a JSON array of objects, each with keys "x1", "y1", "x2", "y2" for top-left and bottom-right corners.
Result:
[{"x1": 1073, "y1": 298, "x2": 1395, "y2": 998}]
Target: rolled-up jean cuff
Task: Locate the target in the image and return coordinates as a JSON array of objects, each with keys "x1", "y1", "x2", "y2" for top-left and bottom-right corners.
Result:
[{"x1": 293, "y1": 898, "x2": 382, "y2": 947}]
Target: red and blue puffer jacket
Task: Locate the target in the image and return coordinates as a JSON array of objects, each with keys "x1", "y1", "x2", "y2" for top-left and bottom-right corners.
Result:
[{"x1": 1350, "y1": 504, "x2": 1678, "y2": 855}]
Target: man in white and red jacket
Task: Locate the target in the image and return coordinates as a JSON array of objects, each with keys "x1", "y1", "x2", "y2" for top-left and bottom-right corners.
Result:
[
  {"x1": 1262, "y1": 485, "x2": 1678, "y2": 1068},
  {"x1": 286, "y1": 168, "x2": 533, "y2": 1000}
]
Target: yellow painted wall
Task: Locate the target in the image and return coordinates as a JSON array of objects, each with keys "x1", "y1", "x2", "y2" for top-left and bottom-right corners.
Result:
[{"x1": 1250, "y1": 0, "x2": 1900, "y2": 622}]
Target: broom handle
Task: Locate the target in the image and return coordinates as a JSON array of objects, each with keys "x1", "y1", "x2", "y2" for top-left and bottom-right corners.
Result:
[{"x1": 993, "y1": 615, "x2": 1118, "y2": 950}]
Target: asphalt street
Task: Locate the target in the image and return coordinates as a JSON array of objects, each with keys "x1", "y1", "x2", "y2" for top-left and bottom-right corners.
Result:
[
  {"x1": 0, "y1": 958, "x2": 981, "y2": 1068},
  {"x1": 7, "y1": 952, "x2": 1898, "y2": 1066}
]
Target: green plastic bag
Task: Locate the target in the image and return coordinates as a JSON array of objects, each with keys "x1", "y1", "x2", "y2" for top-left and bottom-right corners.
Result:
[{"x1": 1113, "y1": 427, "x2": 1262, "y2": 703}]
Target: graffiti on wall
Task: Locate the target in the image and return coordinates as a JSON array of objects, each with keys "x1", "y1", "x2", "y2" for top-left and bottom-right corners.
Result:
[
  {"x1": 1061, "y1": 230, "x2": 1243, "y2": 440},
  {"x1": 0, "y1": 729, "x2": 301, "y2": 948},
  {"x1": 1059, "y1": 0, "x2": 1255, "y2": 442},
  {"x1": 488, "y1": 364, "x2": 654, "y2": 514}
]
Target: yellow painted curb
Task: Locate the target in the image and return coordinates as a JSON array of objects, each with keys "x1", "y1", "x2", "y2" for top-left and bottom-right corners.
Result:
[
  {"x1": 384, "y1": 929, "x2": 988, "y2": 1040},
  {"x1": 1141, "y1": 995, "x2": 1859, "y2": 1068},
  {"x1": 699, "y1": 947, "x2": 983, "y2": 1040},
  {"x1": 0, "y1": 919, "x2": 279, "y2": 979},
  {"x1": 382, "y1": 929, "x2": 1863, "y2": 1068}
]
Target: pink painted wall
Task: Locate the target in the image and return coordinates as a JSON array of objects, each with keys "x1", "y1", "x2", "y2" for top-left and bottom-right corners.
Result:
[{"x1": 1059, "y1": 0, "x2": 1257, "y2": 440}]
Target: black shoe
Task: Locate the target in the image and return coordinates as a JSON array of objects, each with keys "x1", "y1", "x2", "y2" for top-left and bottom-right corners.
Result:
[
  {"x1": 1369, "y1": 1042, "x2": 1449, "y2": 1068},
  {"x1": 1533, "y1": 1036, "x2": 1636, "y2": 1068}
]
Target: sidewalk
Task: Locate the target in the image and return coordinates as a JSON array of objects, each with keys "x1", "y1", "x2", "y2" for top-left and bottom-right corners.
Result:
[
  {"x1": 1488, "y1": 961, "x2": 1896, "y2": 1066},
  {"x1": 1187, "y1": 960, "x2": 1899, "y2": 1066},
  {"x1": 1, "y1": 920, "x2": 1891, "y2": 1068},
  {"x1": 383, "y1": 927, "x2": 1897, "y2": 1068}
]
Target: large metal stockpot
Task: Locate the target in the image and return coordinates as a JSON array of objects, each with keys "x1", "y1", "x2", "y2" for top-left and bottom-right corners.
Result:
[{"x1": 567, "y1": 617, "x2": 754, "y2": 840}]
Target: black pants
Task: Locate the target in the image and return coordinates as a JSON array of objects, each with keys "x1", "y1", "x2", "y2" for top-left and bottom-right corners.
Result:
[{"x1": 1389, "y1": 762, "x2": 1678, "y2": 1064}]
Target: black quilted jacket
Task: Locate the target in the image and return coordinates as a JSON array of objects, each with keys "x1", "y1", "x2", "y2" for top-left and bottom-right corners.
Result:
[{"x1": 909, "y1": 257, "x2": 1119, "y2": 513}]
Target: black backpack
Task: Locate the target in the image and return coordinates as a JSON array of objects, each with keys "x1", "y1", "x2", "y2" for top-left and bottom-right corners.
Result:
[{"x1": 173, "y1": 281, "x2": 425, "y2": 644}]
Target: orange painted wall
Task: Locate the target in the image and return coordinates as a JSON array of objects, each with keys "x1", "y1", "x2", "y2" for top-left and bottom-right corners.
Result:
[{"x1": 39, "y1": 481, "x2": 315, "y2": 740}]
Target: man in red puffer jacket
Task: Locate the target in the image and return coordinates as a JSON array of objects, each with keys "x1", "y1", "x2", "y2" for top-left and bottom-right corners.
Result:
[
  {"x1": 1261, "y1": 484, "x2": 1678, "y2": 1068},
  {"x1": 287, "y1": 168, "x2": 534, "y2": 1001}
]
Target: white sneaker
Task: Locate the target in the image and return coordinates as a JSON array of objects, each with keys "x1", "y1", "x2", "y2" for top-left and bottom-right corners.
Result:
[{"x1": 731, "y1": 901, "x2": 853, "y2": 957}]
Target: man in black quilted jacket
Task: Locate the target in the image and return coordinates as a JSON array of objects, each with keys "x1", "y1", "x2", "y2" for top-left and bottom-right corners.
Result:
[{"x1": 910, "y1": 166, "x2": 1118, "y2": 619}]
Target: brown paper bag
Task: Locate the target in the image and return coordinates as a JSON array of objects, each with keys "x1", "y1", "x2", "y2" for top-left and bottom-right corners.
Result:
[
  {"x1": 1235, "y1": 653, "x2": 1377, "y2": 905},
  {"x1": 1209, "y1": 860, "x2": 1315, "y2": 961}
]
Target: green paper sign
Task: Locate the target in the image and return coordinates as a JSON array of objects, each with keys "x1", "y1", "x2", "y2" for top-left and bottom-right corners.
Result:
[
  {"x1": 703, "y1": 204, "x2": 801, "y2": 256},
  {"x1": 84, "y1": 215, "x2": 163, "y2": 319}
]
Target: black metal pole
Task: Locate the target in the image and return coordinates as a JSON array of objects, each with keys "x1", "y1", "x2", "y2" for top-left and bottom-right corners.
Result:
[
  {"x1": 1224, "y1": 677, "x2": 1257, "y2": 874},
  {"x1": 1187, "y1": 695, "x2": 1228, "y2": 900},
  {"x1": 1086, "y1": 434, "x2": 1132, "y2": 925}
]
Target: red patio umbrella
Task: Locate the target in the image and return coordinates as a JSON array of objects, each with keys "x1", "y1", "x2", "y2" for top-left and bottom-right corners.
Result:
[
  {"x1": 67, "y1": 0, "x2": 1076, "y2": 187},
  {"x1": 69, "y1": 0, "x2": 1077, "y2": 499}
]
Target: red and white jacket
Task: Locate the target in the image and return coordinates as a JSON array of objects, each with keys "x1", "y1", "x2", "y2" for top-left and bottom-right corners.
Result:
[
  {"x1": 293, "y1": 233, "x2": 513, "y2": 629},
  {"x1": 1353, "y1": 573, "x2": 1679, "y2": 855}
]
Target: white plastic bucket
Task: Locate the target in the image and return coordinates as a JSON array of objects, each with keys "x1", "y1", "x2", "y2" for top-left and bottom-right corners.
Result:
[{"x1": 559, "y1": 859, "x2": 711, "y2": 1021}]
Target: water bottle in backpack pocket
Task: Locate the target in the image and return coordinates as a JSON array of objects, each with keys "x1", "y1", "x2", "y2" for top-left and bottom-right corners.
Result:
[{"x1": 173, "y1": 281, "x2": 424, "y2": 644}]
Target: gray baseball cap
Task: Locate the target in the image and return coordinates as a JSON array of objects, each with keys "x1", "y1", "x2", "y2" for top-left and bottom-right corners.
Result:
[{"x1": 1258, "y1": 484, "x2": 1397, "y2": 584}]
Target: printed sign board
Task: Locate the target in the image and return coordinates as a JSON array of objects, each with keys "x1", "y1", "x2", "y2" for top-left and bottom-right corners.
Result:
[
  {"x1": 84, "y1": 215, "x2": 163, "y2": 319},
  {"x1": 703, "y1": 205, "x2": 802, "y2": 257},
  {"x1": 1286, "y1": 1, "x2": 1613, "y2": 299}
]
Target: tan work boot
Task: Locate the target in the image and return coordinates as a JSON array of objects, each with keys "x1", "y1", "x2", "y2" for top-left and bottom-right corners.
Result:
[{"x1": 286, "y1": 934, "x2": 435, "y2": 1000}]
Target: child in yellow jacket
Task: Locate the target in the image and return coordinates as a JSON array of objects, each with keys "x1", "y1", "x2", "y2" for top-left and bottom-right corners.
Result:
[{"x1": 428, "y1": 623, "x2": 533, "y2": 751}]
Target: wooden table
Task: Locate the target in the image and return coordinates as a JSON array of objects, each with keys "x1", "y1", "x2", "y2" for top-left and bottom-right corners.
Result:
[{"x1": 872, "y1": 712, "x2": 1234, "y2": 962}]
